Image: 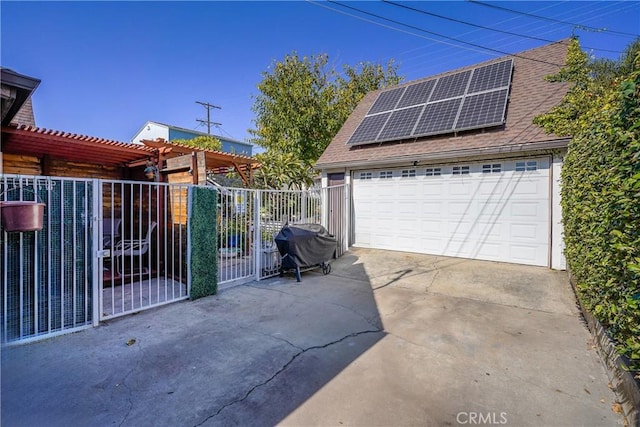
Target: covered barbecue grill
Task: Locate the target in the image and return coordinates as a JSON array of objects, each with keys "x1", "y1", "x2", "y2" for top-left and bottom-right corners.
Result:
[{"x1": 275, "y1": 223, "x2": 336, "y2": 282}]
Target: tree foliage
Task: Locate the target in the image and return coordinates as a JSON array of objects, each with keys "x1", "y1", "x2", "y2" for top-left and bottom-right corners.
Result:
[
  {"x1": 252, "y1": 150, "x2": 314, "y2": 190},
  {"x1": 249, "y1": 52, "x2": 401, "y2": 187},
  {"x1": 535, "y1": 38, "x2": 640, "y2": 372},
  {"x1": 173, "y1": 135, "x2": 222, "y2": 151}
]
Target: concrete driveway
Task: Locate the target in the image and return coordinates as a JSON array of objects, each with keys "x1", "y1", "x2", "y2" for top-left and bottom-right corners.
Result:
[{"x1": 1, "y1": 248, "x2": 622, "y2": 426}]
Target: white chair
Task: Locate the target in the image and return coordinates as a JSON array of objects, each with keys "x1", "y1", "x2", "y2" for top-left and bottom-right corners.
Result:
[
  {"x1": 102, "y1": 218, "x2": 122, "y2": 248},
  {"x1": 113, "y1": 221, "x2": 157, "y2": 275}
]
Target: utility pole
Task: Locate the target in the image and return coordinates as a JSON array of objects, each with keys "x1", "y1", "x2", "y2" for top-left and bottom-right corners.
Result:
[{"x1": 196, "y1": 101, "x2": 221, "y2": 135}]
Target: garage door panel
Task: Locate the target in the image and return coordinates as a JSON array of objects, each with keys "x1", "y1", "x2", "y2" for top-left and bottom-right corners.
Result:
[
  {"x1": 477, "y1": 201, "x2": 506, "y2": 218},
  {"x1": 478, "y1": 181, "x2": 507, "y2": 195},
  {"x1": 511, "y1": 202, "x2": 543, "y2": 218},
  {"x1": 449, "y1": 182, "x2": 474, "y2": 195},
  {"x1": 447, "y1": 220, "x2": 474, "y2": 236},
  {"x1": 445, "y1": 239, "x2": 473, "y2": 257},
  {"x1": 372, "y1": 232, "x2": 395, "y2": 249},
  {"x1": 377, "y1": 201, "x2": 395, "y2": 216},
  {"x1": 398, "y1": 200, "x2": 419, "y2": 215},
  {"x1": 422, "y1": 201, "x2": 442, "y2": 216},
  {"x1": 476, "y1": 221, "x2": 504, "y2": 239},
  {"x1": 474, "y1": 242, "x2": 502, "y2": 259},
  {"x1": 398, "y1": 183, "x2": 419, "y2": 197},
  {"x1": 422, "y1": 183, "x2": 444, "y2": 196},
  {"x1": 511, "y1": 180, "x2": 542, "y2": 195},
  {"x1": 353, "y1": 157, "x2": 550, "y2": 267},
  {"x1": 509, "y1": 244, "x2": 541, "y2": 264},
  {"x1": 448, "y1": 201, "x2": 474, "y2": 217},
  {"x1": 397, "y1": 218, "x2": 417, "y2": 234},
  {"x1": 421, "y1": 219, "x2": 443, "y2": 235},
  {"x1": 510, "y1": 223, "x2": 540, "y2": 240}
]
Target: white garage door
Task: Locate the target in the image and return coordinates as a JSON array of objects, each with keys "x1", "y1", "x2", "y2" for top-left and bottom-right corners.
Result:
[{"x1": 352, "y1": 157, "x2": 550, "y2": 266}]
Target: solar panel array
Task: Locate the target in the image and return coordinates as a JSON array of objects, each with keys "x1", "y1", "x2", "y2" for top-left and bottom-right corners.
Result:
[{"x1": 347, "y1": 59, "x2": 514, "y2": 146}]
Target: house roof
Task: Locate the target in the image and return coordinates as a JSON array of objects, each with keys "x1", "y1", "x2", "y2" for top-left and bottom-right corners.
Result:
[
  {"x1": 1, "y1": 68, "x2": 41, "y2": 127},
  {"x1": 2, "y1": 124, "x2": 156, "y2": 167},
  {"x1": 316, "y1": 40, "x2": 571, "y2": 169},
  {"x1": 136, "y1": 120, "x2": 252, "y2": 147}
]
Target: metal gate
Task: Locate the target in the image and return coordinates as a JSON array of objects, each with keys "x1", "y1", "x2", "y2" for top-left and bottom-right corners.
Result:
[
  {"x1": 1, "y1": 175, "x2": 97, "y2": 344},
  {"x1": 217, "y1": 184, "x2": 348, "y2": 286},
  {"x1": 99, "y1": 180, "x2": 191, "y2": 320}
]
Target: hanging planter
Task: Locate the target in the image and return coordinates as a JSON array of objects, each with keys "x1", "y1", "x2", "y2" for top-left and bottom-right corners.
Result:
[{"x1": 1, "y1": 201, "x2": 45, "y2": 232}]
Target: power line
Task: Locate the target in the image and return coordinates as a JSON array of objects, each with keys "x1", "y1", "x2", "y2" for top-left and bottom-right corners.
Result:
[
  {"x1": 326, "y1": 0, "x2": 564, "y2": 67},
  {"x1": 469, "y1": 0, "x2": 640, "y2": 38},
  {"x1": 307, "y1": 0, "x2": 494, "y2": 58},
  {"x1": 396, "y1": 1, "x2": 632, "y2": 77},
  {"x1": 382, "y1": 0, "x2": 623, "y2": 54}
]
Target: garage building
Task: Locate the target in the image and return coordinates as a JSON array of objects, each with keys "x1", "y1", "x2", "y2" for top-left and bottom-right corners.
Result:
[{"x1": 316, "y1": 40, "x2": 571, "y2": 270}]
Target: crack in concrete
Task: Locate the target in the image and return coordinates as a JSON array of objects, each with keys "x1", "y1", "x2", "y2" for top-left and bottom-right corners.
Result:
[
  {"x1": 118, "y1": 339, "x2": 145, "y2": 427},
  {"x1": 236, "y1": 324, "x2": 304, "y2": 351},
  {"x1": 426, "y1": 257, "x2": 441, "y2": 292},
  {"x1": 193, "y1": 328, "x2": 382, "y2": 427}
]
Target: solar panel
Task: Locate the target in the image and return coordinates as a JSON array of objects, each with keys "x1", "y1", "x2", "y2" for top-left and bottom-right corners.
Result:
[
  {"x1": 468, "y1": 59, "x2": 513, "y2": 94},
  {"x1": 396, "y1": 80, "x2": 436, "y2": 109},
  {"x1": 347, "y1": 58, "x2": 513, "y2": 146},
  {"x1": 348, "y1": 112, "x2": 391, "y2": 145},
  {"x1": 414, "y1": 98, "x2": 462, "y2": 136},
  {"x1": 430, "y1": 70, "x2": 472, "y2": 102},
  {"x1": 378, "y1": 106, "x2": 424, "y2": 141},
  {"x1": 368, "y1": 87, "x2": 405, "y2": 114},
  {"x1": 455, "y1": 89, "x2": 509, "y2": 130}
]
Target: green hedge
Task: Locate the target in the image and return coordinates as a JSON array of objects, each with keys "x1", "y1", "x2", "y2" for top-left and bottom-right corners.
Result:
[
  {"x1": 189, "y1": 186, "x2": 218, "y2": 299},
  {"x1": 551, "y1": 49, "x2": 640, "y2": 370}
]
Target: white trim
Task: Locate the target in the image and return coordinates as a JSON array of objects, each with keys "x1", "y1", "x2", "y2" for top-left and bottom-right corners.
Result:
[
  {"x1": 316, "y1": 139, "x2": 570, "y2": 170},
  {"x1": 551, "y1": 153, "x2": 566, "y2": 270}
]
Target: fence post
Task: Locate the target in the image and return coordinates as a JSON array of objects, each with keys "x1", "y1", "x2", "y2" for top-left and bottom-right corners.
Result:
[
  {"x1": 91, "y1": 179, "x2": 102, "y2": 327},
  {"x1": 254, "y1": 189, "x2": 262, "y2": 280},
  {"x1": 343, "y1": 183, "x2": 350, "y2": 255},
  {"x1": 186, "y1": 185, "x2": 193, "y2": 296}
]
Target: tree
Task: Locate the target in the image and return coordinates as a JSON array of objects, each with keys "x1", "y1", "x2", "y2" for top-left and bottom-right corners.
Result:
[
  {"x1": 252, "y1": 151, "x2": 314, "y2": 190},
  {"x1": 173, "y1": 135, "x2": 222, "y2": 151},
  {"x1": 249, "y1": 52, "x2": 401, "y2": 186}
]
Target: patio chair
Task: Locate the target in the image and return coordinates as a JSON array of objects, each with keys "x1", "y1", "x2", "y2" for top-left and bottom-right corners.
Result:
[
  {"x1": 113, "y1": 221, "x2": 157, "y2": 275},
  {"x1": 102, "y1": 218, "x2": 122, "y2": 248}
]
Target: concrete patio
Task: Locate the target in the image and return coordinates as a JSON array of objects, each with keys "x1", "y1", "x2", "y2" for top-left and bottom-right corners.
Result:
[{"x1": 1, "y1": 248, "x2": 622, "y2": 426}]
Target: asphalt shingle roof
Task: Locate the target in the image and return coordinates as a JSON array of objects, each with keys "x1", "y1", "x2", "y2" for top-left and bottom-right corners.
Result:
[{"x1": 316, "y1": 40, "x2": 571, "y2": 169}]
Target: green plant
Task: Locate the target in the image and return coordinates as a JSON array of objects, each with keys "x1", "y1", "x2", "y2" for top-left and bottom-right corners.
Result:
[
  {"x1": 190, "y1": 186, "x2": 218, "y2": 299},
  {"x1": 535, "y1": 39, "x2": 640, "y2": 372}
]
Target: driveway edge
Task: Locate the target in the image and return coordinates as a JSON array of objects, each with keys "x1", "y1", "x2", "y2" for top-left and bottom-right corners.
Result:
[{"x1": 569, "y1": 272, "x2": 640, "y2": 427}]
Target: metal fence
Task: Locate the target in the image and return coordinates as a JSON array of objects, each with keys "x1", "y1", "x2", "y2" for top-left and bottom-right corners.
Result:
[
  {"x1": 1, "y1": 174, "x2": 348, "y2": 343},
  {"x1": 99, "y1": 180, "x2": 191, "y2": 320},
  {"x1": 1, "y1": 175, "x2": 96, "y2": 344},
  {"x1": 216, "y1": 185, "x2": 348, "y2": 285}
]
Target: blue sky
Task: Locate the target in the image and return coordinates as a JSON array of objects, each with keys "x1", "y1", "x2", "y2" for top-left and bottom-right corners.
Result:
[{"x1": 1, "y1": 1, "x2": 638, "y2": 149}]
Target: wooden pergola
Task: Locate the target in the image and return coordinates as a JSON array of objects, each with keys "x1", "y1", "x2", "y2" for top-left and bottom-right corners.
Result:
[
  {"x1": 1, "y1": 127, "x2": 258, "y2": 186},
  {"x1": 141, "y1": 138, "x2": 258, "y2": 186}
]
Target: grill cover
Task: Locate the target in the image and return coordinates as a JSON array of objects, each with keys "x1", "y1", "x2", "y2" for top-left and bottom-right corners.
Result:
[{"x1": 275, "y1": 224, "x2": 336, "y2": 270}]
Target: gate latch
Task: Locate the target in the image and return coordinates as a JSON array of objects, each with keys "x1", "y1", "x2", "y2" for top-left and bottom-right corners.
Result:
[{"x1": 97, "y1": 249, "x2": 111, "y2": 258}]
